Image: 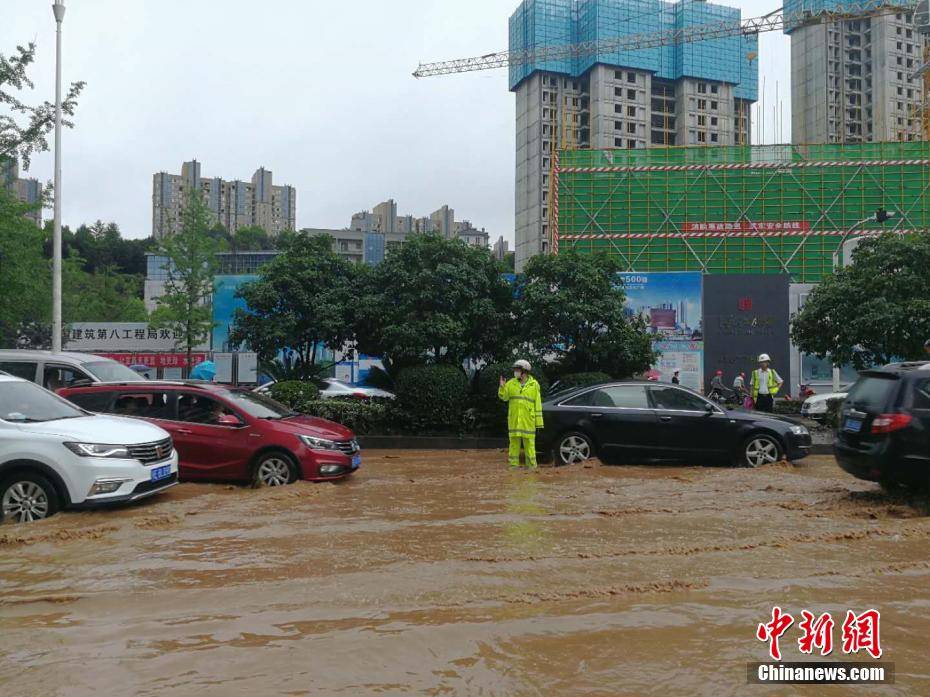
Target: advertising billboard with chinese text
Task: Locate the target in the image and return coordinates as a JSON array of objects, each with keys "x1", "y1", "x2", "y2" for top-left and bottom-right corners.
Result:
[{"x1": 619, "y1": 272, "x2": 704, "y2": 391}]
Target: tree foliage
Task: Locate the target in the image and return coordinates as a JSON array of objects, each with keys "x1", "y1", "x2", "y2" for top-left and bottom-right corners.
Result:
[
  {"x1": 0, "y1": 187, "x2": 49, "y2": 346},
  {"x1": 229, "y1": 232, "x2": 356, "y2": 380},
  {"x1": 150, "y1": 191, "x2": 221, "y2": 366},
  {"x1": 791, "y1": 233, "x2": 930, "y2": 368},
  {"x1": 355, "y1": 233, "x2": 514, "y2": 367},
  {"x1": 1, "y1": 43, "x2": 85, "y2": 168},
  {"x1": 54, "y1": 220, "x2": 154, "y2": 276},
  {"x1": 516, "y1": 251, "x2": 656, "y2": 377}
]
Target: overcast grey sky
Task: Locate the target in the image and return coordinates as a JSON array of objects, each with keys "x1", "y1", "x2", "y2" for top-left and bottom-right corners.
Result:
[{"x1": 4, "y1": 0, "x2": 790, "y2": 242}]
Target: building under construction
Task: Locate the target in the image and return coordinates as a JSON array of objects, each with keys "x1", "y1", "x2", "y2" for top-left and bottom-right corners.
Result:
[
  {"x1": 510, "y1": 0, "x2": 759, "y2": 270},
  {"x1": 553, "y1": 140, "x2": 930, "y2": 282}
]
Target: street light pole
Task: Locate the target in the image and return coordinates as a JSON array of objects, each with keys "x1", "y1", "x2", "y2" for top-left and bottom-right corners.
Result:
[{"x1": 51, "y1": 0, "x2": 65, "y2": 352}]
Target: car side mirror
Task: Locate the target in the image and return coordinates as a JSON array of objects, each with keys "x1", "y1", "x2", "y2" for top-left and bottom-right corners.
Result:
[
  {"x1": 704, "y1": 402, "x2": 716, "y2": 415},
  {"x1": 218, "y1": 414, "x2": 242, "y2": 427}
]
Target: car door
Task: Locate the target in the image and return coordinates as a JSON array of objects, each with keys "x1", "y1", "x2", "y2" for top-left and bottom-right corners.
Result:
[
  {"x1": 560, "y1": 384, "x2": 659, "y2": 461},
  {"x1": 172, "y1": 392, "x2": 255, "y2": 481},
  {"x1": 647, "y1": 385, "x2": 734, "y2": 459},
  {"x1": 42, "y1": 363, "x2": 95, "y2": 391}
]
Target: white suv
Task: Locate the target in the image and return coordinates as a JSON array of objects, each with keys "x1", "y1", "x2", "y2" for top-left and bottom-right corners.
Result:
[{"x1": 0, "y1": 374, "x2": 179, "y2": 524}]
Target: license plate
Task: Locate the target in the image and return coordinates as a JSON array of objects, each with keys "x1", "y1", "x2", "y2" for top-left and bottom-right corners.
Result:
[
  {"x1": 844, "y1": 418, "x2": 863, "y2": 433},
  {"x1": 351, "y1": 454, "x2": 361, "y2": 469},
  {"x1": 151, "y1": 465, "x2": 172, "y2": 482}
]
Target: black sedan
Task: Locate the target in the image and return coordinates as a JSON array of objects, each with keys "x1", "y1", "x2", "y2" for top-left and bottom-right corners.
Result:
[{"x1": 537, "y1": 381, "x2": 812, "y2": 467}]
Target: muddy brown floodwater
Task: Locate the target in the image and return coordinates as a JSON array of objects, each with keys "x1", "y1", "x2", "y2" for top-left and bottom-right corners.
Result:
[{"x1": 2, "y1": 451, "x2": 930, "y2": 696}]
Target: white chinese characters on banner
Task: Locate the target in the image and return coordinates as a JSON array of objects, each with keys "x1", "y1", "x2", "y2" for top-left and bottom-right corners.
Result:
[{"x1": 64, "y1": 323, "x2": 209, "y2": 352}]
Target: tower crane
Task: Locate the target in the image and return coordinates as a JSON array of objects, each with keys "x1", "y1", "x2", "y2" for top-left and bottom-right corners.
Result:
[{"x1": 413, "y1": 1, "x2": 919, "y2": 78}]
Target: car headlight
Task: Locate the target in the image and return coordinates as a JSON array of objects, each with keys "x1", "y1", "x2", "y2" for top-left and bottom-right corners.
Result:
[
  {"x1": 64, "y1": 442, "x2": 131, "y2": 458},
  {"x1": 298, "y1": 434, "x2": 338, "y2": 450},
  {"x1": 789, "y1": 425, "x2": 809, "y2": 436}
]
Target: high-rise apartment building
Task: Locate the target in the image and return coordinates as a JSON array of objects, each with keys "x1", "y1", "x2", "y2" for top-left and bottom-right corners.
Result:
[
  {"x1": 347, "y1": 198, "x2": 491, "y2": 263},
  {"x1": 1, "y1": 157, "x2": 42, "y2": 226},
  {"x1": 787, "y1": 1, "x2": 929, "y2": 143},
  {"x1": 152, "y1": 160, "x2": 296, "y2": 239},
  {"x1": 509, "y1": 0, "x2": 758, "y2": 270}
]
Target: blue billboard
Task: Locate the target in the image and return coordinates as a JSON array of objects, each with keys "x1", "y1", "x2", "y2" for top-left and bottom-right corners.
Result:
[
  {"x1": 213, "y1": 275, "x2": 258, "y2": 352},
  {"x1": 619, "y1": 272, "x2": 704, "y2": 391}
]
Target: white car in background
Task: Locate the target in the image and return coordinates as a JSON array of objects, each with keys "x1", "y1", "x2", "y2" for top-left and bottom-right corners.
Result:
[
  {"x1": 256, "y1": 378, "x2": 395, "y2": 400},
  {"x1": 800, "y1": 391, "x2": 848, "y2": 420},
  {"x1": 0, "y1": 374, "x2": 178, "y2": 524}
]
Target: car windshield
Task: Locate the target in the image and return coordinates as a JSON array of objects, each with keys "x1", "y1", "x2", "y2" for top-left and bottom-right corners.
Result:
[
  {"x1": 84, "y1": 361, "x2": 146, "y2": 382},
  {"x1": 0, "y1": 382, "x2": 86, "y2": 423},
  {"x1": 224, "y1": 390, "x2": 296, "y2": 419},
  {"x1": 846, "y1": 374, "x2": 899, "y2": 411}
]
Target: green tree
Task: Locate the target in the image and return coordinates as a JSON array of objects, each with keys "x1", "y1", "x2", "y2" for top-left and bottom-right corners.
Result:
[
  {"x1": 232, "y1": 225, "x2": 274, "y2": 251},
  {"x1": 516, "y1": 251, "x2": 655, "y2": 377},
  {"x1": 0, "y1": 187, "x2": 49, "y2": 346},
  {"x1": 63, "y1": 259, "x2": 147, "y2": 322},
  {"x1": 229, "y1": 232, "x2": 356, "y2": 380},
  {"x1": 1, "y1": 43, "x2": 84, "y2": 168},
  {"x1": 791, "y1": 233, "x2": 930, "y2": 369},
  {"x1": 150, "y1": 191, "x2": 221, "y2": 368},
  {"x1": 355, "y1": 233, "x2": 514, "y2": 367}
]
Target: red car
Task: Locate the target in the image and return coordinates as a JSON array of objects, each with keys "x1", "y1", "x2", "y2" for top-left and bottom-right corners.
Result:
[{"x1": 58, "y1": 382, "x2": 360, "y2": 486}]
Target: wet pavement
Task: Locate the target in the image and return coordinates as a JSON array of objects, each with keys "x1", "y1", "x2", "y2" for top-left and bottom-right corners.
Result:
[{"x1": 1, "y1": 450, "x2": 929, "y2": 696}]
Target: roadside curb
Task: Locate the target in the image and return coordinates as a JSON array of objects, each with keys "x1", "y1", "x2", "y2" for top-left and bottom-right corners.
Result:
[{"x1": 357, "y1": 436, "x2": 835, "y2": 456}]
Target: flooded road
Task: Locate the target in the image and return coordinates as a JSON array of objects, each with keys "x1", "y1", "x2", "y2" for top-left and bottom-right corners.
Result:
[{"x1": 2, "y1": 451, "x2": 929, "y2": 696}]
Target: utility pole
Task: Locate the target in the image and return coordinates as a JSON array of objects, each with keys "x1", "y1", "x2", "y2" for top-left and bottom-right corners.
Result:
[{"x1": 51, "y1": 0, "x2": 65, "y2": 352}]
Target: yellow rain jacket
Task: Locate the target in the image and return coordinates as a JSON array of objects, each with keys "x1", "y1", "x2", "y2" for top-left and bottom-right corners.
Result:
[{"x1": 499, "y1": 376, "x2": 544, "y2": 435}]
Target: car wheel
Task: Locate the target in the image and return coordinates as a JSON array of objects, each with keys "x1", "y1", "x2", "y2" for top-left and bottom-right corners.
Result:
[
  {"x1": 253, "y1": 452, "x2": 298, "y2": 487},
  {"x1": 0, "y1": 472, "x2": 60, "y2": 524},
  {"x1": 740, "y1": 434, "x2": 783, "y2": 467},
  {"x1": 556, "y1": 432, "x2": 594, "y2": 466}
]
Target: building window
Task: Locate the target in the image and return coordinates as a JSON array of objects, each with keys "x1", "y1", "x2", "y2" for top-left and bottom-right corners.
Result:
[
  {"x1": 615, "y1": 137, "x2": 623, "y2": 147},
  {"x1": 698, "y1": 131, "x2": 706, "y2": 143},
  {"x1": 615, "y1": 87, "x2": 623, "y2": 97},
  {"x1": 615, "y1": 120, "x2": 623, "y2": 130},
  {"x1": 627, "y1": 105, "x2": 636, "y2": 117},
  {"x1": 697, "y1": 115, "x2": 706, "y2": 126},
  {"x1": 614, "y1": 70, "x2": 623, "y2": 80},
  {"x1": 698, "y1": 82, "x2": 707, "y2": 93},
  {"x1": 710, "y1": 101, "x2": 718, "y2": 110},
  {"x1": 697, "y1": 99, "x2": 707, "y2": 110},
  {"x1": 627, "y1": 140, "x2": 636, "y2": 149},
  {"x1": 627, "y1": 122, "x2": 636, "y2": 134},
  {"x1": 711, "y1": 84, "x2": 719, "y2": 94},
  {"x1": 627, "y1": 72, "x2": 636, "y2": 84},
  {"x1": 614, "y1": 103, "x2": 623, "y2": 113},
  {"x1": 711, "y1": 133, "x2": 718, "y2": 143},
  {"x1": 711, "y1": 116, "x2": 718, "y2": 126},
  {"x1": 627, "y1": 89, "x2": 636, "y2": 100}
]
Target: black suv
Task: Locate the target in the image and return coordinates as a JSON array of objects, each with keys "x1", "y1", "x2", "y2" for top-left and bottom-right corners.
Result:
[{"x1": 834, "y1": 362, "x2": 930, "y2": 487}]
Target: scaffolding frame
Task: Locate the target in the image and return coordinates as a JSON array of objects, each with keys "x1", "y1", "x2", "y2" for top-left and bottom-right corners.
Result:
[{"x1": 552, "y1": 141, "x2": 930, "y2": 282}]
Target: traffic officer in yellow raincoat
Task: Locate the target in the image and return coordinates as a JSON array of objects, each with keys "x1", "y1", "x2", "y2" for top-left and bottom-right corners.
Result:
[{"x1": 498, "y1": 359, "x2": 544, "y2": 470}]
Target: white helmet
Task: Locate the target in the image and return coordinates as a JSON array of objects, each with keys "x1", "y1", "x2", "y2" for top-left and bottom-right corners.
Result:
[
  {"x1": 512, "y1": 359, "x2": 532, "y2": 372},
  {"x1": 758, "y1": 353, "x2": 771, "y2": 362}
]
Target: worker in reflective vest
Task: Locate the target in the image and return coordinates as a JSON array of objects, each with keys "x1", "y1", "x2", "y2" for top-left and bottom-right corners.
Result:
[
  {"x1": 498, "y1": 359, "x2": 544, "y2": 470},
  {"x1": 751, "y1": 353, "x2": 783, "y2": 413}
]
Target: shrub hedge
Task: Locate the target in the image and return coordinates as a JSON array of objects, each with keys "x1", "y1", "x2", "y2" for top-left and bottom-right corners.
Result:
[
  {"x1": 298, "y1": 399, "x2": 392, "y2": 435},
  {"x1": 268, "y1": 380, "x2": 320, "y2": 408},
  {"x1": 395, "y1": 364, "x2": 469, "y2": 432}
]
